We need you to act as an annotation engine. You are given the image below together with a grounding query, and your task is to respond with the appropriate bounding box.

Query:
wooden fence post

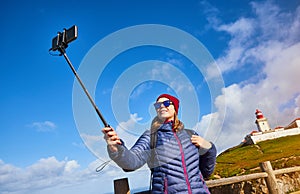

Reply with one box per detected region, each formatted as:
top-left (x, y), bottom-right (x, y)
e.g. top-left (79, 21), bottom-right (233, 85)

top-left (259, 161), bottom-right (279, 194)
top-left (114, 178), bottom-right (130, 194)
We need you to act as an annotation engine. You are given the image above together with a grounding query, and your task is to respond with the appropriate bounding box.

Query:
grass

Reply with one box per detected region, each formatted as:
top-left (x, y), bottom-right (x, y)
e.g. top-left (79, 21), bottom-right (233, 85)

top-left (212, 134), bottom-right (300, 178)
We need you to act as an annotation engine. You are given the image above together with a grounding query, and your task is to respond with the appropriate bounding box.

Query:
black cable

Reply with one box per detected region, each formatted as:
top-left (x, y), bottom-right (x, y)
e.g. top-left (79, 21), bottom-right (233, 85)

top-left (95, 160), bottom-right (112, 172)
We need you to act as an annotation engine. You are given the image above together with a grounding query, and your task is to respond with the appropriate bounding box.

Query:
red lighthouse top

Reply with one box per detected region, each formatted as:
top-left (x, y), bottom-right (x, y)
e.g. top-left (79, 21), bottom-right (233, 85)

top-left (255, 109), bottom-right (264, 119)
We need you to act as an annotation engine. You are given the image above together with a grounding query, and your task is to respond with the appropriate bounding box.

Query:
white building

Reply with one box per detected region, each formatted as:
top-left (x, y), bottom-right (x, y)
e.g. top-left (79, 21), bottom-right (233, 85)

top-left (243, 109), bottom-right (300, 144)
top-left (255, 109), bottom-right (272, 133)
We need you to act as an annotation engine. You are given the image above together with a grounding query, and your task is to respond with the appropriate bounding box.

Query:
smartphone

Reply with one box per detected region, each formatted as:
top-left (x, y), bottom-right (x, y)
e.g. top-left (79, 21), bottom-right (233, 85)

top-left (51, 25), bottom-right (78, 51)
top-left (65, 25), bottom-right (78, 44)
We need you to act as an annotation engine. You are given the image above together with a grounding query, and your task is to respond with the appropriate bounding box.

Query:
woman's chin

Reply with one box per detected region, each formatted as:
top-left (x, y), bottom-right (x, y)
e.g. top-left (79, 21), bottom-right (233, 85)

top-left (158, 115), bottom-right (173, 121)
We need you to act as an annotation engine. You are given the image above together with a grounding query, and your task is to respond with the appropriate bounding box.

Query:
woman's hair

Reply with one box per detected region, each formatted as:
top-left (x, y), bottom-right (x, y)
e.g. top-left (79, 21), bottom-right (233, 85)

top-left (173, 113), bottom-right (184, 131)
top-left (150, 113), bottom-right (184, 134)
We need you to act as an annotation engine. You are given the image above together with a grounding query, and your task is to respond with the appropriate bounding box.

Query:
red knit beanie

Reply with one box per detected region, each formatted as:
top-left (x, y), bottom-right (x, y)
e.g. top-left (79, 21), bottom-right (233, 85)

top-left (156, 94), bottom-right (179, 113)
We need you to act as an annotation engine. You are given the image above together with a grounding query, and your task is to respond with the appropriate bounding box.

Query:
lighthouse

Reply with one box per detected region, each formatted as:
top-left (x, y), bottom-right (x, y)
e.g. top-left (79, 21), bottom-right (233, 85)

top-left (243, 109), bottom-right (300, 145)
top-left (255, 109), bottom-right (271, 133)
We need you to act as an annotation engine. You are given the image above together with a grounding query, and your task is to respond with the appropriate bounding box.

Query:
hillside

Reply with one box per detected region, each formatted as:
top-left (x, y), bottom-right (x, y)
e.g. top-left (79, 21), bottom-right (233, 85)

top-left (212, 134), bottom-right (300, 178)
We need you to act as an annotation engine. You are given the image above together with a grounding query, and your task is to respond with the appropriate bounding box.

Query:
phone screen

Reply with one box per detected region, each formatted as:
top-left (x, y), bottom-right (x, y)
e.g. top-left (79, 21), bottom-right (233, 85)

top-left (65, 25), bottom-right (78, 44)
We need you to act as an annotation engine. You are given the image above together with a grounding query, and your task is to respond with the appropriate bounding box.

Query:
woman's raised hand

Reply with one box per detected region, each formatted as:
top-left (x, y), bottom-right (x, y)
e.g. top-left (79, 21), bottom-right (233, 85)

top-left (102, 127), bottom-right (122, 152)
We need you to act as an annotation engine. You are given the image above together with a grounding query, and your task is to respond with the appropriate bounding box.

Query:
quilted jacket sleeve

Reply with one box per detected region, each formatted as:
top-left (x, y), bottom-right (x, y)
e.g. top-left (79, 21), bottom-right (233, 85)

top-left (199, 143), bottom-right (217, 179)
top-left (108, 130), bottom-right (151, 171)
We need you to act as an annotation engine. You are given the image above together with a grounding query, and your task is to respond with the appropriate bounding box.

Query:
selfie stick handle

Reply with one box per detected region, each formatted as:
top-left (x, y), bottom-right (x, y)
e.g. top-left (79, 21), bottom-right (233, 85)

top-left (59, 47), bottom-right (109, 128)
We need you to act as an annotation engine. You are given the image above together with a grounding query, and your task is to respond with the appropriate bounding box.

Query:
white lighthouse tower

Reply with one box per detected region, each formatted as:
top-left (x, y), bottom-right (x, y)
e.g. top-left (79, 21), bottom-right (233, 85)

top-left (255, 109), bottom-right (271, 133)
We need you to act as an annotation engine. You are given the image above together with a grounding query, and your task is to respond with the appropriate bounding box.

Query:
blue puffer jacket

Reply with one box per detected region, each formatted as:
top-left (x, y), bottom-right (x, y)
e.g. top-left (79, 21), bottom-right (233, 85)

top-left (108, 121), bottom-right (217, 194)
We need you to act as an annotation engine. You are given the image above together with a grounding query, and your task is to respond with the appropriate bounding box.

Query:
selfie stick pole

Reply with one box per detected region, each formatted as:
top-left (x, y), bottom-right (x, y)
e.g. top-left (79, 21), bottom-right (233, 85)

top-left (58, 46), bottom-right (109, 128)
top-left (50, 26), bottom-right (111, 172)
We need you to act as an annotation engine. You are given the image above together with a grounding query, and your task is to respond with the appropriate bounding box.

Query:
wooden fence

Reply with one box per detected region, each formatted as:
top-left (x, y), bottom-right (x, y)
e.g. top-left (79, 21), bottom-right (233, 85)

top-left (207, 161), bottom-right (300, 194)
top-left (114, 161), bottom-right (300, 194)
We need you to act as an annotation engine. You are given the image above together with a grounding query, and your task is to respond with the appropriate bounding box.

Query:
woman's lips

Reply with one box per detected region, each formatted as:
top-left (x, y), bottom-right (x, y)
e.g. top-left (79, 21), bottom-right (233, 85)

top-left (159, 109), bottom-right (168, 114)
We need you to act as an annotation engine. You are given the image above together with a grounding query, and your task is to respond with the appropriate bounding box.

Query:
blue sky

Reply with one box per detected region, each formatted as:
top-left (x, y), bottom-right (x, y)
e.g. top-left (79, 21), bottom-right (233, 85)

top-left (1, 0), bottom-right (300, 193)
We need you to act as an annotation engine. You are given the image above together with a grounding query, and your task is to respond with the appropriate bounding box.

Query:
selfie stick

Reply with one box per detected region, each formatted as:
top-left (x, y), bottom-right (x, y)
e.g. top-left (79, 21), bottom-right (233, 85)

top-left (61, 49), bottom-right (109, 127)
top-left (50, 26), bottom-right (109, 128)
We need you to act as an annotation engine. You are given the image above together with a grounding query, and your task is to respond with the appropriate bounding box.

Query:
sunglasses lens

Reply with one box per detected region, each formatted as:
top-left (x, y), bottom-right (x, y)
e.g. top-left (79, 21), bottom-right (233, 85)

top-left (154, 102), bottom-right (161, 109)
top-left (154, 100), bottom-right (172, 109)
top-left (163, 100), bottom-right (171, 107)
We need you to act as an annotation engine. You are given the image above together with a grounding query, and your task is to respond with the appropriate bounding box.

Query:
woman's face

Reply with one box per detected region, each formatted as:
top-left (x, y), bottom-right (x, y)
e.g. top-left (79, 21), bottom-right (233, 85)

top-left (155, 97), bottom-right (175, 121)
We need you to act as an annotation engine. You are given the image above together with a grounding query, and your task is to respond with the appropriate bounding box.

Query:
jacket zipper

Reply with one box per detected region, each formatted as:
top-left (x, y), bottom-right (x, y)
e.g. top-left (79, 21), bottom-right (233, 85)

top-left (164, 177), bottom-right (168, 194)
top-left (173, 131), bottom-right (192, 194)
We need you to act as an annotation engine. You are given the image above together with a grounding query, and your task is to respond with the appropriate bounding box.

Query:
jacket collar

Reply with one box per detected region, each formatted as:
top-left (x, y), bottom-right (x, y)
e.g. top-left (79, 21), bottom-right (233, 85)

top-left (159, 121), bottom-right (173, 132)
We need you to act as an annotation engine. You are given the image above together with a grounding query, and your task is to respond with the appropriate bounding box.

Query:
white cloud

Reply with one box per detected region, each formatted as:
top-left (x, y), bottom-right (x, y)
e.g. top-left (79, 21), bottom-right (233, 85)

top-left (213, 1), bottom-right (300, 74)
top-left (79, 113), bottom-right (144, 160)
top-left (118, 113), bottom-right (143, 129)
top-left (251, 1), bottom-right (300, 43)
top-left (116, 113), bottom-right (144, 147)
top-left (0, 157), bottom-right (133, 194)
top-left (28, 121), bottom-right (57, 132)
top-left (149, 62), bottom-right (194, 93)
top-left (0, 157), bottom-right (88, 194)
top-left (215, 17), bottom-right (256, 73)
top-left (130, 82), bottom-right (153, 99)
top-left (0, 157), bottom-right (149, 194)
top-left (80, 133), bottom-right (102, 146)
top-left (198, 1), bottom-right (300, 153)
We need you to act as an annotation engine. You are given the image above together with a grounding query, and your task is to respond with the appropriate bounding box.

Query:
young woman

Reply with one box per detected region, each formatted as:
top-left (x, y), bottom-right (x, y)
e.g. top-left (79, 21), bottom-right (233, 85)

top-left (102, 94), bottom-right (217, 194)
